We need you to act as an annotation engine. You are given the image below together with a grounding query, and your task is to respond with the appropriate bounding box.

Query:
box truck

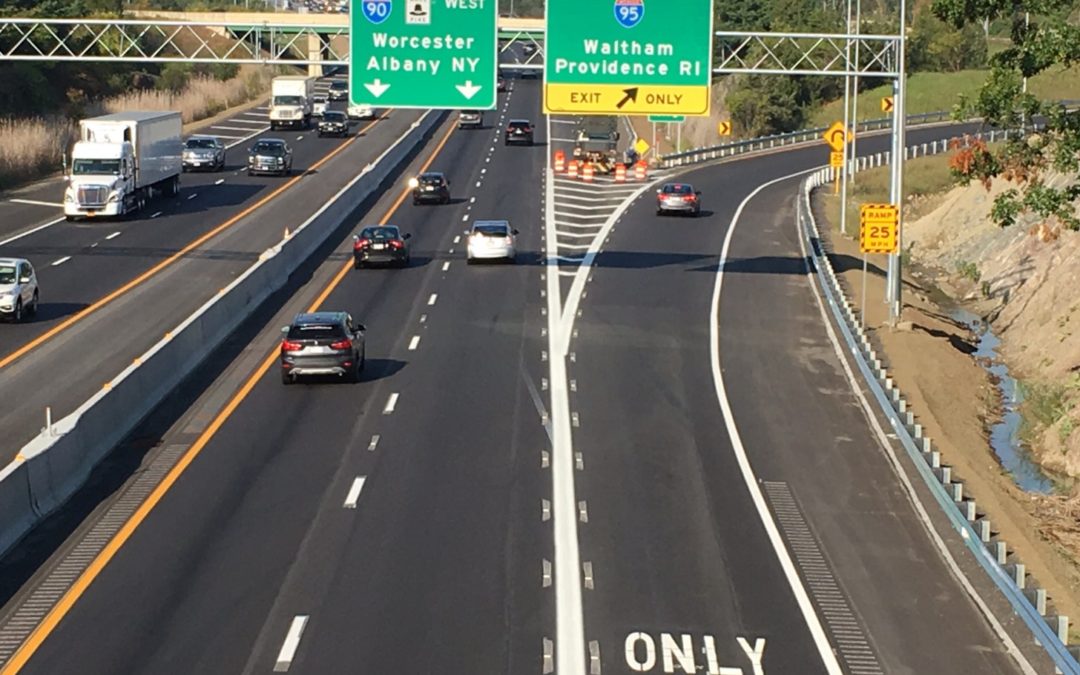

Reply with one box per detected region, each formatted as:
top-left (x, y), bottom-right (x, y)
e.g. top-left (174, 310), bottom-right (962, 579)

top-left (63, 111), bottom-right (183, 221)
top-left (270, 76), bottom-right (315, 130)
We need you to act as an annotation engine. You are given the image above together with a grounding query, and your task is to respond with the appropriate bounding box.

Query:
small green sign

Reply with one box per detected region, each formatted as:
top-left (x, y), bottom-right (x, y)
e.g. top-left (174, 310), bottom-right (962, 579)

top-left (648, 115), bottom-right (685, 123)
top-left (543, 0), bottom-right (714, 116)
top-left (350, 0), bottom-right (497, 110)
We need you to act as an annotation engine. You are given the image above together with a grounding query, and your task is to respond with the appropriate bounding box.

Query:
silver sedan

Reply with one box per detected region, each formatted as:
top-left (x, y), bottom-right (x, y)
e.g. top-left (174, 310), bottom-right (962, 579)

top-left (466, 220), bottom-right (518, 263)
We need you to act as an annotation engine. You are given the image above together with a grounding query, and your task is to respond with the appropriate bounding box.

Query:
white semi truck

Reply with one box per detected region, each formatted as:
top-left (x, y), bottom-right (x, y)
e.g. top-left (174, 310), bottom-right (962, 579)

top-left (270, 76), bottom-right (315, 130)
top-left (63, 111), bottom-right (183, 221)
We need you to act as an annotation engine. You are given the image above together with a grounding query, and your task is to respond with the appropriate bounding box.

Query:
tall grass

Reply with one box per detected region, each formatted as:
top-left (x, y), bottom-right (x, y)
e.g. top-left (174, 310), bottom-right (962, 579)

top-left (0, 65), bottom-right (275, 191)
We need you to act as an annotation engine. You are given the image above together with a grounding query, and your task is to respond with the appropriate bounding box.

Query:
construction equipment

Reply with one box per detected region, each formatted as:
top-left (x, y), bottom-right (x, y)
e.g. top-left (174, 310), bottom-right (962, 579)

top-left (571, 116), bottom-right (620, 174)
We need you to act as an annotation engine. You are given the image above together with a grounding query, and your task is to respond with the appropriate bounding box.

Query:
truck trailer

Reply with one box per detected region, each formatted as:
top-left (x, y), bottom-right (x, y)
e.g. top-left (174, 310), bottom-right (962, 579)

top-left (270, 76), bottom-right (315, 130)
top-left (63, 111), bottom-right (183, 221)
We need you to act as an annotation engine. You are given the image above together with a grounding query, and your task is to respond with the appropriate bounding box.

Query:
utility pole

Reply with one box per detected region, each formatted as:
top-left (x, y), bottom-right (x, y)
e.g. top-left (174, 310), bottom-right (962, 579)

top-left (839, 0), bottom-right (854, 237)
top-left (885, 0), bottom-right (907, 324)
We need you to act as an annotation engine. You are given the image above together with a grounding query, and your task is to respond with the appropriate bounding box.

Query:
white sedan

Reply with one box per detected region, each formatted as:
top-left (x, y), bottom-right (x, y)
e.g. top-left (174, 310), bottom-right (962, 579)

top-left (348, 103), bottom-right (376, 120)
top-left (466, 220), bottom-right (518, 264)
top-left (0, 257), bottom-right (39, 322)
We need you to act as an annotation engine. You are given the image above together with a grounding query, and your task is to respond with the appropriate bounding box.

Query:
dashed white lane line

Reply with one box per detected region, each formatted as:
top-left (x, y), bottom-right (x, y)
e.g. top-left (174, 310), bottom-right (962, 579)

top-left (475, 181), bottom-right (482, 188)
top-left (420, 313), bottom-right (427, 323)
top-left (453, 235), bottom-right (461, 243)
top-left (295, 135), bottom-right (305, 141)
top-left (461, 214), bottom-right (469, 221)
top-left (383, 392), bottom-right (399, 414)
top-left (50, 256), bottom-right (71, 266)
top-left (9, 199), bottom-right (62, 207)
top-left (214, 179), bottom-right (225, 185)
top-left (427, 293), bottom-right (438, 306)
top-left (187, 193), bottom-right (197, 200)
top-left (211, 125), bottom-right (262, 132)
top-left (367, 434), bottom-right (380, 451)
top-left (150, 212), bottom-right (163, 219)
top-left (105, 231), bottom-right (121, 240)
top-left (408, 335), bottom-right (420, 351)
top-left (470, 196), bottom-right (476, 203)
top-left (343, 476), bottom-right (367, 508)
top-left (273, 615), bottom-right (309, 672)
top-left (442, 261), bottom-right (451, 272)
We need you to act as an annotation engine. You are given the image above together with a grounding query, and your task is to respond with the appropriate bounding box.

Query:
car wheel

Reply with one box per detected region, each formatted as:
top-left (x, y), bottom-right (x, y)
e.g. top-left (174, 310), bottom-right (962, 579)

top-left (29, 290), bottom-right (38, 316)
top-left (349, 358), bottom-right (363, 383)
top-left (412, 199), bottom-right (419, 206)
top-left (247, 169), bottom-right (254, 177)
top-left (354, 259), bottom-right (363, 270)
top-left (12, 300), bottom-right (22, 323)
top-left (281, 369), bottom-right (293, 385)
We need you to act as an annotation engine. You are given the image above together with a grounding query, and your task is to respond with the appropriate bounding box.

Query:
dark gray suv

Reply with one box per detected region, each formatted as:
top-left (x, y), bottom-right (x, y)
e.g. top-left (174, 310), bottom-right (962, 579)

top-left (280, 311), bottom-right (366, 384)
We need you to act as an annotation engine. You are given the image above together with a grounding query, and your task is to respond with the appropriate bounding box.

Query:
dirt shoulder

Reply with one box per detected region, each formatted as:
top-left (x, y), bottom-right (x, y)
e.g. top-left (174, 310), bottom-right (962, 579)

top-left (813, 189), bottom-right (1080, 641)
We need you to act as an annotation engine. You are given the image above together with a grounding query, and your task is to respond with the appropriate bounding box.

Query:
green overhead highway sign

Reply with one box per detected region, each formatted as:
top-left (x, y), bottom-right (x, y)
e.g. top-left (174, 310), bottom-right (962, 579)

top-left (648, 114), bottom-right (685, 122)
top-left (543, 0), bottom-right (714, 116)
top-left (349, 0), bottom-right (497, 110)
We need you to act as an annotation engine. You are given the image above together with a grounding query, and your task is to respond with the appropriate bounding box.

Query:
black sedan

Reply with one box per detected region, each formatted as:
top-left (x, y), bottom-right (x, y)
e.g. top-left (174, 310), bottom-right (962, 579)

top-left (505, 119), bottom-right (534, 145)
top-left (353, 225), bottom-right (412, 268)
top-left (280, 311), bottom-right (365, 384)
top-left (328, 80), bottom-right (348, 101)
top-left (410, 172), bottom-right (451, 205)
top-left (318, 111), bottom-right (349, 137)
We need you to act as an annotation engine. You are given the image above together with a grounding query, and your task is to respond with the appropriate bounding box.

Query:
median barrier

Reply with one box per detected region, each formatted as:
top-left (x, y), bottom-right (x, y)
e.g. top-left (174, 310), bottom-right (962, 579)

top-left (1, 110), bottom-right (442, 557)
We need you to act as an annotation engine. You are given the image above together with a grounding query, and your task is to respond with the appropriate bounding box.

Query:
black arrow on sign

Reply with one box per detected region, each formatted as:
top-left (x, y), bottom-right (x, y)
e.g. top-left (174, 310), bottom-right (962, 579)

top-left (616, 87), bottom-right (639, 109)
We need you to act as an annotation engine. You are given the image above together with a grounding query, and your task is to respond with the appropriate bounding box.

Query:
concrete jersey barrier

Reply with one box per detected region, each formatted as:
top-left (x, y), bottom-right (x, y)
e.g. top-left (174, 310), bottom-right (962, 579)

top-left (0, 110), bottom-right (442, 557)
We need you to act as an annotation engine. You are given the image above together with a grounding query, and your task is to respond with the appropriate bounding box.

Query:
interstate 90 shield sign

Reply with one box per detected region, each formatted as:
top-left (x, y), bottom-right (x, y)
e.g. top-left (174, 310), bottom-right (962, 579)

top-left (361, 0), bottom-right (391, 24)
top-left (614, 0), bottom-right (644, 27)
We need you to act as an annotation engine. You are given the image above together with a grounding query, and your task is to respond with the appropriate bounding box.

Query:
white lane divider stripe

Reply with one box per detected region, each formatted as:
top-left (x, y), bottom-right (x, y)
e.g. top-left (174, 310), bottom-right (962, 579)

top-left (453, 235), bottom-right (460, 243)
top-left (442, 261), bottom-right (450, 272)
top-left (408, 335), bottom-right (420, 351)
top-left (214, 179), bottom-right (225, 185)
top-left (150, 212), bottom-right (163, 219)
top-left (383, 393), bottom-right (399, 414)
top-left (343, 476), bottom-right (366, 508)
top-left (187, 193), bottom-right (197, 200)
top-left (273, 615), bottom-right (309, 672)
top-left (0, 215), bottom-right (65, 247)
top-left (50, 256), bottom-right (71, 266)
top-left (367, 434), bottom-right (380, 451)
top-left (427, 293), bottom-right (437, 306)
top-left (9, 199), bottom-right (62, 208)
top-left (106, 231), bottom-right (121, 240)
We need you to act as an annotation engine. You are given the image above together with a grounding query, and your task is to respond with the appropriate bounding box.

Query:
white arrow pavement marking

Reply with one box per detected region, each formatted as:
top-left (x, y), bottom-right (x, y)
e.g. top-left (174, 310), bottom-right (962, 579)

top-left (365, 79), bottom-right (390, 98)
top-left (456, 80), bottom-right (483, 100)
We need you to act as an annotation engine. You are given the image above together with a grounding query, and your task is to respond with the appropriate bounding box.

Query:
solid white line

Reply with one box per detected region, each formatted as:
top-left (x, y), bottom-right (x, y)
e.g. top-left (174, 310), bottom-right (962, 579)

top-left (50, 256), bottom-right (71, 266)
top-left (0, 215), bottom-right (65, 247)
top-left (795, 177), bottom-right (1039, 674)
top-left (211, 125), bottom-right (262, 132)
top-left (343, 476), bottom-right (366, 508)
top-left (383, 393), bottom-right (399, 414)
top-left (711, 170), bottom-right (843, 674)
top-left (273, 615), bottom-right (309, 672)
top-left (408, 335), bottom-right (420, 350)
top-left (427, 293), bottom-right (437, 306)
top-left (208, 134), bottom-right (244, 140)
top-left (220, 118), bottom-right (267, 126)
top-left (224, 125), bottom-right (268, 149)
top-left (544, 114), bottom-right (587, 675)
top-left (241, 111), bottom-right (268, 117)
top-left (105, 231), bottom-right (121, 240)
top-left (442, 261), bottom-right (450, 272)
top-left (9, 198), bottom-right (62, 208)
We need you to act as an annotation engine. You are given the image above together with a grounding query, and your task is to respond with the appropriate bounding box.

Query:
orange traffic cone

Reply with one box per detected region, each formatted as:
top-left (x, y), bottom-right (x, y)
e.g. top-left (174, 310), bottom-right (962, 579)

top-left (614, 163), bottom-right (626, 182)
top-left (554, 150), bottom-right (566, 173)
top-left (582, 163), bottom-right (595, 182)
top-left (634, 160), bottom-right (647, 181)
top-left (567, 160), bottom-right (579, 178)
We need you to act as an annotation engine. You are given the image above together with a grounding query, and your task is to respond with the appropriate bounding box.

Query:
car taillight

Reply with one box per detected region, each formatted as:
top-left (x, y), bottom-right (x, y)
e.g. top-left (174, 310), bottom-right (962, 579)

top-left (330, 338), bottom-right (351, 350)
top-left (353, 238), bottom-right (369, 250)
top-left (659, 193), bottom-right (669, 200)
top-left (389, 239), bottom-right (404, 249)
top-left (685, 193), bottom-right (697, 201)
top-left (281, 339), bottom-right (302, 352)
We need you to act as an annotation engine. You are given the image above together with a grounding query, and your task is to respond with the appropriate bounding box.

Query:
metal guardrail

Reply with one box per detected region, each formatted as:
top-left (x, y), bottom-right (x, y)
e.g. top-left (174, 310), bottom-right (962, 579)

top-left (799, 132), bottom-right (1080, 674)
top-left (660, 110), bottom-right (953, 168)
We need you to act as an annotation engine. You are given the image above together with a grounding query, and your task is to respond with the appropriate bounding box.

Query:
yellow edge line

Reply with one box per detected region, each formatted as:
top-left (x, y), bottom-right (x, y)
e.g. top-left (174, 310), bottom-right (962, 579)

top-left (0, 116), bottom-right (458, 675)
top-left (0, 112), bottom-right (391, 372)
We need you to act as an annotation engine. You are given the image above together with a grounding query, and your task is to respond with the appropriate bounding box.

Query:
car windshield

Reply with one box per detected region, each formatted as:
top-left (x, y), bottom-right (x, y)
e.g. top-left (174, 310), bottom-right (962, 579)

top-left (186, 138), bottom-right (217, 149)
top-left (252, 143), bottom-right (284, 156)
top-left (474, 224), bottom-right (509, 236)
top-left (360, 227), bottom-right (399, 240)
top-left (461, 110), bottom-right (480, 116)
top-left (330, 82), bottom-right (347, 90)
top-left (72, 159), bottom-right (121, 175)
top-left (323, 112), bottom-right (346, 122)
top-left (509, 121), bottom-right (530, 129)
top-left (663, 184), bottom-right (693, 194)
top-left (0, 265), bottom-right (15, 284)
top-left (273, 95), bottom-right (303, 106)
top-left (287, 323), bottom-right (346, 340)
top-left (419, 175), bottom-right (443, 185)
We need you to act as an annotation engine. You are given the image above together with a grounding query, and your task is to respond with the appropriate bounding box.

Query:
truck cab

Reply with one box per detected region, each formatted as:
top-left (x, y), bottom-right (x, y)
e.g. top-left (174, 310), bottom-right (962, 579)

top-left (270, 76), bottom-right (315, 130)
top-left (572, 116), bottom-right (620, 174)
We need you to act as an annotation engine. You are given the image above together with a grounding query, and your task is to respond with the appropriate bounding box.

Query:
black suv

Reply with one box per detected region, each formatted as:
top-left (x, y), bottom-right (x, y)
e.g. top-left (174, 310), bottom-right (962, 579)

top-left (328, 80), bottom-right (348, 101)
top-left (247, 138), bottom-right (293, 176)
top-left (505, 119), bottom-right (534, 146)
top-left (318, 111), bottom-right (349, 137)
top-left (411, 172), bottom-right (451, 205)
top-left (280, 312), bottom-right (366, 384)
top-left (353, 225), bottom-right (412, 268)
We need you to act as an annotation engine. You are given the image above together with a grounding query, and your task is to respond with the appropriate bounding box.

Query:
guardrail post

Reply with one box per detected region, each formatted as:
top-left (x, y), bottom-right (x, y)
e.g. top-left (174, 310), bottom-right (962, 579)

top-left (1025, 588), bottom-right (1048, 616)
top-left (994, 540), bottom-right (1008, 565)
top-left (977, 519), bottom-right (991, 543)
top-left (1012, 563), bottom-right (1026, 590)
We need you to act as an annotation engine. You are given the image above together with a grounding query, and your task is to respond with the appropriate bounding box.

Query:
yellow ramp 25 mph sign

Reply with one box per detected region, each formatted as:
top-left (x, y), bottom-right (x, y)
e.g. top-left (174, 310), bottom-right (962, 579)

top-left (859, 203), bottom-right (899, 254)
top-left (543, 0), bottom-right (714, 116)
